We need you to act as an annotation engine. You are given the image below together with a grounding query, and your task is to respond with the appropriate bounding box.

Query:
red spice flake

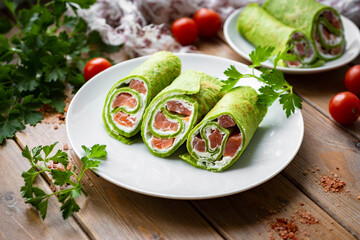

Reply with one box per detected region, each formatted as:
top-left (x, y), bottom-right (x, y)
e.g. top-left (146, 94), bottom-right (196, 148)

top-left (297, 210), bottom-right (319, 225)
top-left (66, 164), bottom-right (72, 171)
top-left (56, 113), bottom-right (65, 121)
top-left (320, 175), bottom-right (346, 193)
top-left (63, 143), bottom-right (69, 151)
top-left (336, 167), bottom-right (340, 170)
top-left (271, 218), bottom-right (298, 240)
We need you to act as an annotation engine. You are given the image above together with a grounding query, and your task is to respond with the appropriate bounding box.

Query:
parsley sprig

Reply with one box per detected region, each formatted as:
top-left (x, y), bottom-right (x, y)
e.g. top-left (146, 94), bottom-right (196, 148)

top-left (0, 0), bottom-right (121, 144)
top-left (222, 46), bottom-right (302, 117)
top-left (21, 142), bottom-right (107, 219)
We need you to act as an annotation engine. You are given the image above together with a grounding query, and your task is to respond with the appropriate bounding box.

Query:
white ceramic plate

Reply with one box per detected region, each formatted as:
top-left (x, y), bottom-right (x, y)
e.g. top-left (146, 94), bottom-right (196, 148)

top-left (224, 8), bottom-right (360, 74)
top-left (66, 54), bottom-right (304, 199)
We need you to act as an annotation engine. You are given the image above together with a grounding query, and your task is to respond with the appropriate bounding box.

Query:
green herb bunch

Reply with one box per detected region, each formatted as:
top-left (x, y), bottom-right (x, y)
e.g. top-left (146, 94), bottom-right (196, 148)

top-left (221, 46), bottom-right (302, 117)
top-left (21, 142), bottom-right (107, 219)
top-left (0, 0), bottom-right (121, 143)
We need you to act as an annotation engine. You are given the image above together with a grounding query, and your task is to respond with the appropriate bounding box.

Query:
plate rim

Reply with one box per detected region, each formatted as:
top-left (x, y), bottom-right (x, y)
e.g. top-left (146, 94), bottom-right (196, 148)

top-left (66, 53), bottom-right (304, 200)
top-left (223, 8), bottom-right (360, 75)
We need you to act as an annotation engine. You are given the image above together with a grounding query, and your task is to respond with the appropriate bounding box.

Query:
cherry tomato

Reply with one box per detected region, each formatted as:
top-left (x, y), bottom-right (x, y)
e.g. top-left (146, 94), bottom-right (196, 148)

top-left (193, 8), bottom-right (222, 37)
top-left (171, 17), bottom-right (198, 45)
top-left (344, 65), bottom-right (360, 97)
top-left (329, 91), bottom-right (360, 125)
top-left (84, 57), bottom-right (112, 81)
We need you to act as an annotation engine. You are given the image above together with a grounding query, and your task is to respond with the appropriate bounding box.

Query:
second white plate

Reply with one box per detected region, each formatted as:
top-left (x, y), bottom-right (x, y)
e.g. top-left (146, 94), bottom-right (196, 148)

top-left (224, 8), bottom-right (360, 74)
top-left (66, 53), bottom-right (304, 199)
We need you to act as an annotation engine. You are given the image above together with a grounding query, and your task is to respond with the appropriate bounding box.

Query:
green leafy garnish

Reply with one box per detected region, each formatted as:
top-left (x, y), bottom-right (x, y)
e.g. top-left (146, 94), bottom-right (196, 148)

top-left (221, 65), bottom-right (244, 92)
top-left (21, 142), bottom-right (107, 219)
top-left (0, 0), bottom-right (121, 144)
top-left (249, 45), bottom-right (275, 69)
top-left (222, 46), bottom-right (302, 117)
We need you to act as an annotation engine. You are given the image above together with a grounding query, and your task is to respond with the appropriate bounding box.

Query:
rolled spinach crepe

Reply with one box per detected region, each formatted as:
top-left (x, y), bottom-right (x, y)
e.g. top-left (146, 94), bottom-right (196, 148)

top-left (179, 86), bottom-right (267, 172)
top-left (103, 51), bottom-right (181, 144)
top-left (141, 70), bottom-right (224, 157)
top-left (238, 3), bottom-right (318, 68)
top-left (263, 0), bottom-right (345, 61)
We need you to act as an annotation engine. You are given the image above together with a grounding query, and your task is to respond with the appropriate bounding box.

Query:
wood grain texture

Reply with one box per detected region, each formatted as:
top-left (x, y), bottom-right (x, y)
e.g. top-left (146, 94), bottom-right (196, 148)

top-left (193, 175), bottom-right (354, 240)
top-left (285, 64), bottom-right (360, 140)
top-left (282, 101), bottom-right (360, 237)
top-left (0, 140), bottom-right (89, 240)
top-left (14, 123), bottom-right (222, 240)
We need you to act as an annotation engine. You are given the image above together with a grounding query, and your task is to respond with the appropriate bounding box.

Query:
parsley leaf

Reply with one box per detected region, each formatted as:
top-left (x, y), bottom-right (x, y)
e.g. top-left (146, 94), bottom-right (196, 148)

top-left (279, 91), bottom-right (303, 118)
top-left (257, 86), bottom-right (280, 107)
top-left (48, 150), bottom-right (69, 166)
top-left (0, 111), bottom-right (25, 143)
top-left (260, 69), bottom-right (286, 90)
top-left (51, 169), bottom-right (73, 186)
top-left (82, 144), bottom-right (107, 158)
top-left (25, 187), bottom-right (49, 219)
top-left (20, 143), bottom-right (107, 219)
top-left (221, 65), bottom-right (244, 92)
top-left (20, 168), bottom-right (38, 198)
top-left (61, 197), bottom-right (80, 219)
top-left (222, 45), bottom-right (302, 118)
top-left (0, 0), bottom-right (121, 144)
top-left (249, 46), bottom-right (275, 69)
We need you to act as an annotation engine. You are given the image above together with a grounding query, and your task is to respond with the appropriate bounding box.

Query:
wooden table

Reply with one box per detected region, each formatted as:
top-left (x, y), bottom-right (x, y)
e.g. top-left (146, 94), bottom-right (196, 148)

top-left (1, 31), bottom-right (360, 240)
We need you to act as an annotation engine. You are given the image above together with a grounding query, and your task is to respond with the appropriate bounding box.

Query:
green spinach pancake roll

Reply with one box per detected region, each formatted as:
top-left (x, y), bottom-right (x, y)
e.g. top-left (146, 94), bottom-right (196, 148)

top-left (237, 3), bottom-right (318, 68)
top-left (103, 51), bottom-right (181, 144)
top-left (141, 70), bottom-right (225, 157)
top-left (263, 0), bottom-right (345, 61)
top-left (180, 86), bottom-right (267, 172)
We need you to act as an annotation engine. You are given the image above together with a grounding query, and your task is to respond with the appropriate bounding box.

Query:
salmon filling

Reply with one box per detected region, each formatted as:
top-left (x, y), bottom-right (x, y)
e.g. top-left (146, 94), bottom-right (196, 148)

top-left (285, 32), bottom-right (315, 67)
top-left (146, 98), bottom-right (194, 153)
top-left (129, 79), bottom-right (147, 94)
top-left (314, 10), bottom-right (344, 58)
top-left (191, 115), bottom-right (243, 161)
top-left (151, 136), bottom-right (175, 150)
top-left (208, 128), bottom-right (224, 149)
top-left (192, 134), bottom-right (206, 152)
top-left (112, 93), bottom-right (138, 109)
top-left (113, 111), bottom-right (136, 128)
top-left (166, 100), bottom-right (192, 116)
top-left (223, 131), bottom-right (243, 158)
top-left (218, 115), bottom-right (236, 128)
top-left (153, 111), bottom-right (179, 132)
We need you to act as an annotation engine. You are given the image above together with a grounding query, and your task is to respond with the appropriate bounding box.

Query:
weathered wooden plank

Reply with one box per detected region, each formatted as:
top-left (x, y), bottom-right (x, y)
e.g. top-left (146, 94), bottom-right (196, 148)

top-left (195, 36), bottom-right (250, 64)
top-left (285, 66), bottom-right (360, 140)
top-left (193, 175), bottom-right (355, 240)
top-left (14, 122), bottom-right (223, 240)
top-left (282, 101), bottom-right (360, 237)
top-left (0, 140), bottom-right (89, 240)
